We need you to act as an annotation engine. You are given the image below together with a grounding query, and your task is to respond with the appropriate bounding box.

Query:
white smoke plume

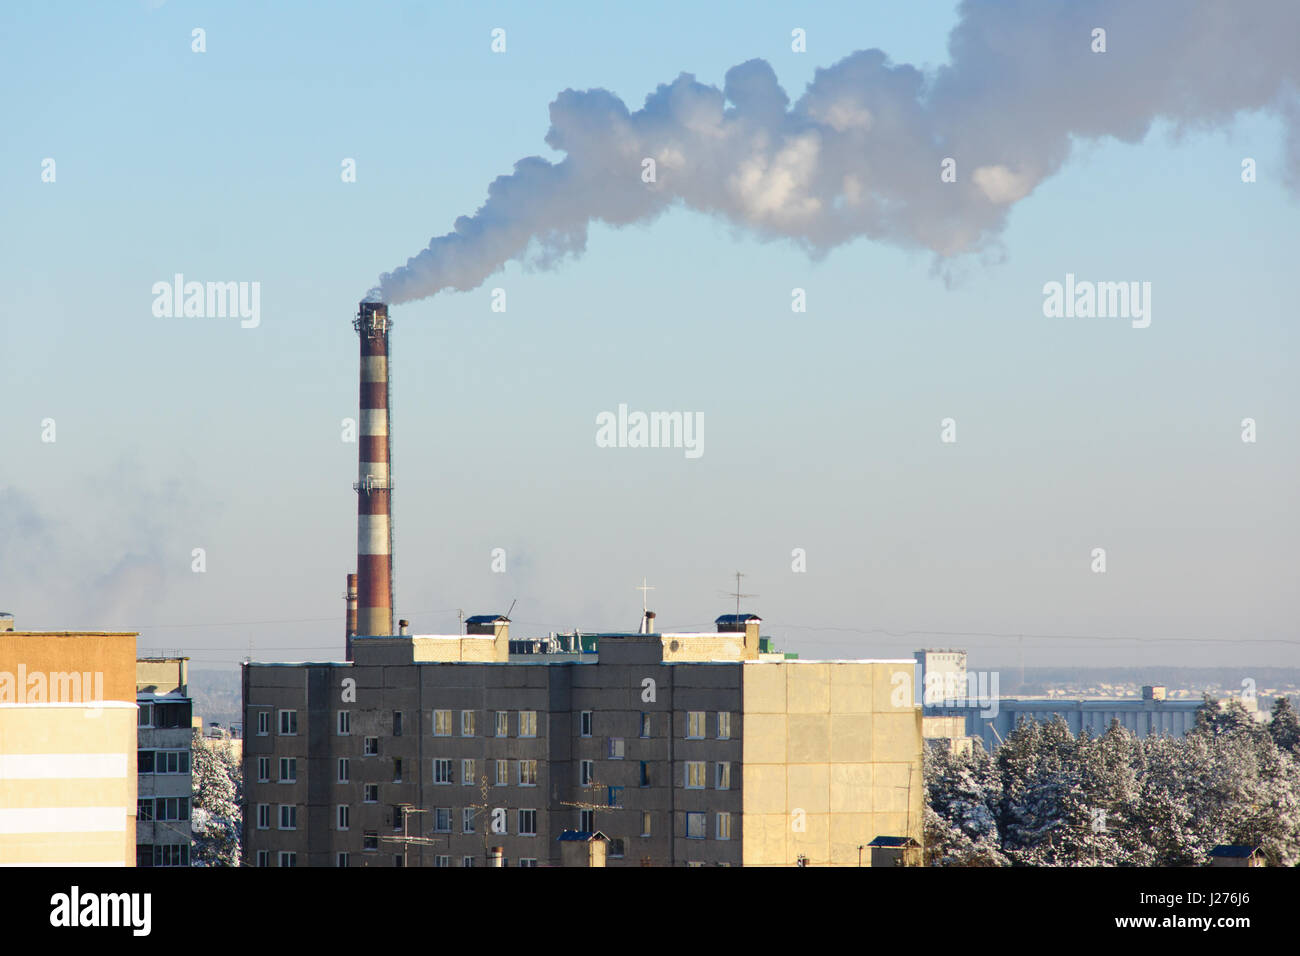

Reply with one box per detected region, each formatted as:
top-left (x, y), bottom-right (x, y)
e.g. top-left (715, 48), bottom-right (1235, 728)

top-left (374, 0), bottom-right (1300, 304)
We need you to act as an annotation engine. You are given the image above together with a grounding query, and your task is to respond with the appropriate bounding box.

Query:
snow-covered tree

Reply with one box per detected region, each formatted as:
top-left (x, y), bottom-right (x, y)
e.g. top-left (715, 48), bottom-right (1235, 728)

top-left (1192, 695), bottom-right (1266, 743)
top-left (924, 743), bottom-right (1007, 866)
top-left (1270, 696), bottom-right (1300, 754)
top-left (191, 730), bottom-right (242, 867)
top-left (925, 697), bottom-right (1300, 867)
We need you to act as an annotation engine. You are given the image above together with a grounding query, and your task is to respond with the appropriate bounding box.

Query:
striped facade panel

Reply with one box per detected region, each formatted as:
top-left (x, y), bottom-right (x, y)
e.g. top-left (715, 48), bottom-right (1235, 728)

top-left (0, 703), bottom-right (136, 866)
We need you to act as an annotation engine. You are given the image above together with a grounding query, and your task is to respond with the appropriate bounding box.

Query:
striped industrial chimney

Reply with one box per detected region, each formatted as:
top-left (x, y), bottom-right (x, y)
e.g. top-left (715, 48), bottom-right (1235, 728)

top-left (354, 301), bottom-right (394, 639)
top-left (344, 573), bottom-right (358, 660)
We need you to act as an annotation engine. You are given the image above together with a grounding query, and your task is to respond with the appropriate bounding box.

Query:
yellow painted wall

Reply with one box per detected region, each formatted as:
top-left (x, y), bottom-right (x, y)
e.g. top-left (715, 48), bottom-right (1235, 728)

top-left (741, 661), bottom-right (923, 866)
top-left (0, 703), bottom-right (137, 866)
top-left (660, 634), bottom-right (747, 662)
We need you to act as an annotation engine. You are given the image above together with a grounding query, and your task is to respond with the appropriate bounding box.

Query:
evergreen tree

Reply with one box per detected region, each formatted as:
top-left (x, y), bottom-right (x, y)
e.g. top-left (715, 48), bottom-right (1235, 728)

top-left (924, 742), bottom-right (1006, 866)
top-left (1270, 696), bottom-right (1300, 754)
top-left (925, 697), bottom-right (1300, 867)
top-left (191, 730), bottom-right (242, 867)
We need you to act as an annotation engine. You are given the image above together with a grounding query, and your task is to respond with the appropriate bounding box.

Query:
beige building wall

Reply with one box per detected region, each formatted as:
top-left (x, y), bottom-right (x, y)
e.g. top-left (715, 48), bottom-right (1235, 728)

top-left (0, 703), bottom-right (138, 865)
top-left (659, 634), bottom-right (747, 662)
top-left (137, 658), bottom-right (188, 696)
top-left (0, 630), bottom-right (138, 866)
top-left (411, 635), bottom-right (506, 662)
top-left (741, 660), bottom-right (923, 866)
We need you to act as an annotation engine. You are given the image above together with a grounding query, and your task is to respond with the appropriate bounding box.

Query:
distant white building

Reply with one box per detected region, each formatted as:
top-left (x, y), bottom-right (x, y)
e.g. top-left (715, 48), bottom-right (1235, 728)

top-left (926, 684), bottom-right (1260, 751)
top-left (914, 649), bottom-right (968, 706)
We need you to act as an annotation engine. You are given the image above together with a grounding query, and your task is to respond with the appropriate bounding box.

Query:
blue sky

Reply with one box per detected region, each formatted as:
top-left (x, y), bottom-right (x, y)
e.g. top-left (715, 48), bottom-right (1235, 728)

top-left (1, 1), bottom-right (1295, 672)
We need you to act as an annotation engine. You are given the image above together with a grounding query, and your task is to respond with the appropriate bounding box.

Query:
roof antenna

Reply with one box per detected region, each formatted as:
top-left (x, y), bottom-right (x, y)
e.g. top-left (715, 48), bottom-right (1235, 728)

top-left (719, 571), bottom-right (757, 617)
top-left (504, 599), bottom-right (517, 620)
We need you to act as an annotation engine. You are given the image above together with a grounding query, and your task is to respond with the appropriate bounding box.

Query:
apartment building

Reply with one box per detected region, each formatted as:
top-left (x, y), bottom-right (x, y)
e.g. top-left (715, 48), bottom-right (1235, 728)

top-left (0, 616), bottom-right (139, 866)
top-left (136, 657), bottom-right (194, 867)
top-left (242, 613), bottom-right (923, 867)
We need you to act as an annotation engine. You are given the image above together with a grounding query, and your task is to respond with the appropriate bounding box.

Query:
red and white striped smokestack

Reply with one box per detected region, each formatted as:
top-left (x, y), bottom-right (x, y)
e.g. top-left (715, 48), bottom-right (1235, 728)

top-left (344, 572), bottom-right (358, 659)
top-left (354, 301), bottom-right (394, 638)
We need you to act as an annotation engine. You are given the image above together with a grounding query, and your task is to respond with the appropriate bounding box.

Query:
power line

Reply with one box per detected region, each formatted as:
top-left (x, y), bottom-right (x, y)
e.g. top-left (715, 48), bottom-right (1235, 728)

top-left (765, 622), bottom-right (1300, 647)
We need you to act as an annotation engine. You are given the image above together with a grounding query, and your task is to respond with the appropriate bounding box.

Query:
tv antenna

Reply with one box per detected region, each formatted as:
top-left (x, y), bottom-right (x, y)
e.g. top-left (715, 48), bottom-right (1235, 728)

top-left (719, 571), bottom-right (757, 617)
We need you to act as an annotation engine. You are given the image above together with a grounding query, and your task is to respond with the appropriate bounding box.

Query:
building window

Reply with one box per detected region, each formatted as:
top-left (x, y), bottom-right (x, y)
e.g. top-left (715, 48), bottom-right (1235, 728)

top-left (639, 761), bottom-right (649, 787)
top-left (686, 711), bottom-right (705, 739)
top-left (495, 711), bottom-right (509, 737)
top-left (462, 856), bottom-right (475, 868)
top-left (337, 804), bottom-right (350, 830)
top-left (519, 760), bottom-right (538, 786)
top-left (685, 761), bottom-right (706, 789)
top-left (609, 838), bottom-right (625, 859)
top-left (608, 737), bottom-right (624, 759)
top-left (337, 853), bottom-right (349, 867)
top-left (580, 760), bottom-right (595, 787)
top-left (257, 757), bottom-right (270, 783)
top-left (137, 751), bottom-right (153, 773)
top-left (256, 804), bottom-right (270, 829)
top-left (137, 799), bottom-right (154, 822)
top-left (364, 736), bottom-right (379, 756)
top-left (257, 711), bottom-right (269, 736)
top-left (278, 710), bottom-right (298, 736)
top-left (686, 812), bottom-right (706, 839)
top-left (490, 758), bottom-right (509, 787)
top-left (279, 851), bottom-right (297, 868)
top-left (433, 759), bottom-right (454, 784)
top-left (433, 710), bottom-right (452, 737)
top-left (434, 856), bottom-right (451, 868)
top-left (640, 713), bottom-right (651, 738)
top-left (519, 711), bottom-right (537, 737)
top-left (717, 711), bottom-right (731, 740)
top-left (461, 758), bottom-right (476, 785)
top-left (580, 711), bottom-right (593, 737)
top-left (393, 758), bottom-right (403, 783)
top-left (641, 812), bottom-right (652, 837)
top-left (434, 808), bottom-right (452, 833)
top-left (717, 812), bottom-right (731, 841)
top-left (606, 786), bottom-right (623, 807)
top-left (279, 805), bottom-right (297, 830)
top-left (279, 757), bottom-right (297, 783)
top-left (462, 808), bottom-right (475, 834)
top-left (363, 831), bottom-right (378, 851)
top-left (337, 710), bottom-right (351, 735)
top-left (518, 809), bottom-right (537, 836)
top-left (715, 762), bottom-right (731, 790)
top-left (394, 855), bottom-right (404, 868)
top-left (153, 751), bottom-right (189, 775)
top-left (337, 757), bottom-right (349, 783)
top-left (256, 850), bottom-right (269, 867)
top-left (461, 710), bottom-right (475, 736)
top-left (393, 711), bottom-right (403, 736)
top-left (152, 702), bottom-right (192, 728)
top-left (391, 806), bottom-right (404, 830)
top-left (156, 797), bottom-right (189, 821)
top-left (138, 703), bottom-right (153, 727)
top-left (580, 809), bottom-right (594, 833)
top-left (364, 784), bottom-right (379, 803)
top-left (154, 844), bottom-right (189, 867)
top-left (519, 858), bottom-right (537, 867)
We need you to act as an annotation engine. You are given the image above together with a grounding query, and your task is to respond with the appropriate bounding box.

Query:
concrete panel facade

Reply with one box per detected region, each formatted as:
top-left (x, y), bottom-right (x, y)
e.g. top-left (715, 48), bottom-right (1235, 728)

top-left (741, 660), bottom-right (923, 866)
